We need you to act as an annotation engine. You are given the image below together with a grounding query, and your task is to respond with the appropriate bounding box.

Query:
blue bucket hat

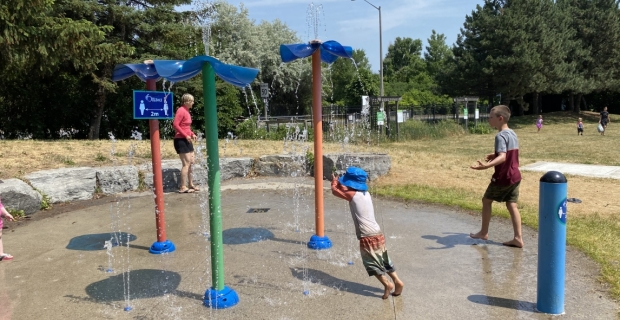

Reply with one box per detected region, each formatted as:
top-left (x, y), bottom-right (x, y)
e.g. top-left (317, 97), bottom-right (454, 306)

top-left (339, 167), bottom-right (368, 191)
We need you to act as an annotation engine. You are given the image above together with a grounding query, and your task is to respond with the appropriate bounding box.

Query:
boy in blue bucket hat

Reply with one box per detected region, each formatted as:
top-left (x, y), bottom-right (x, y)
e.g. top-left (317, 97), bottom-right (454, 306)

top-left (331, 167), bottom-right (404, 299)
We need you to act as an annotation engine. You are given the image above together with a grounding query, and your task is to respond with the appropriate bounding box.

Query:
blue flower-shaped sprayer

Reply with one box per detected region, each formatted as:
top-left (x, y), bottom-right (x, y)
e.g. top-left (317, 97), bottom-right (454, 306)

top-left (280, 40), bottom-right (353, 63)
top-left (112, 56), bottom-right (259, 87)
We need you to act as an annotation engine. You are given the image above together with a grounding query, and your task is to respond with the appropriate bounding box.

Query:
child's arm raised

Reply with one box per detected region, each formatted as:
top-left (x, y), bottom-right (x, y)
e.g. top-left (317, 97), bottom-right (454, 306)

top-left (471, 152), bottom-right (506, 170)
top-left (331, 174), bottom-right (355, 201)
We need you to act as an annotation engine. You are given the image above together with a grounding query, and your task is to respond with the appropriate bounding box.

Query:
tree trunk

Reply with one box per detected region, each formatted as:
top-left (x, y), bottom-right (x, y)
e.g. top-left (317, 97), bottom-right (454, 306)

top-left (582, 96), bottom-right (587, 111)
top-left (88, 85), bottom-right (106, 140)
top-left (532, 92), bottom-right (539, 115)
top-left (88, 65), bottom-right (113, 140)
top-left (515, 96), bottom-right (524, 116)
top-left (574, 93), bottom-right (583, 113)
top-left (568, 93), bottom-right (574, 112)
top-left (538, 93), bottom-right (543, 113)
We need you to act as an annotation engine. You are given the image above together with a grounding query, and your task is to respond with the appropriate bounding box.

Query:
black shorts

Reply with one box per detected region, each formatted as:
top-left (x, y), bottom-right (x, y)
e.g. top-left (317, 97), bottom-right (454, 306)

top-left (601, 120), bottom-right (609, 127)
top-left (174, 138), bottom-right (194, 154)
top-left (577, 128), bottom-right (583, 133)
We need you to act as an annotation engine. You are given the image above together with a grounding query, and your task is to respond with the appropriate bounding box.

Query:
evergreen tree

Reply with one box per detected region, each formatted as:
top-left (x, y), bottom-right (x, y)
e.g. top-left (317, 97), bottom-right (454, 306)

top-left (559, 0), bottom-right (620, 112)
top-left (445, 1), bottom-right (500, 103)
top-left (424, 30), bottom-right (453, 81)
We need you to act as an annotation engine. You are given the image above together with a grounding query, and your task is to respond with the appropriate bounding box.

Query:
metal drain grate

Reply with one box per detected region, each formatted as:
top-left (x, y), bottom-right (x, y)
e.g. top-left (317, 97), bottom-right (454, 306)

top-left (247, 208), bottom-right (270, 213)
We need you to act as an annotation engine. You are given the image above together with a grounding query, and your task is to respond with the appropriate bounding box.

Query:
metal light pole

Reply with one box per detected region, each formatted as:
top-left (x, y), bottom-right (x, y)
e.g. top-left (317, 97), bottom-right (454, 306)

top-left (352, 0), bottom-right (383, 110)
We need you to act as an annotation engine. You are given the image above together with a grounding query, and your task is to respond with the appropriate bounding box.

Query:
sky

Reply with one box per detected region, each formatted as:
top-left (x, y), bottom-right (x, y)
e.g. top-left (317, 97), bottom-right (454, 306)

top-left (185, 0), bottom-right (485, 72)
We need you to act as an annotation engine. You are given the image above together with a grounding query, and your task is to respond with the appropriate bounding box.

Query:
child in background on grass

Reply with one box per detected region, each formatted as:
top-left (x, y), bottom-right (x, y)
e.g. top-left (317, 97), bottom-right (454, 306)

top-left (536, 115), bottom-right (543, 133)
top-left (577, 118), bottom-right (584, 136)
top-left (0, 192), bottom-right (15, 261)
top-left (470, 105), bottom-right (524, 248)
top-left (331, 167), bottom-right (404, 299)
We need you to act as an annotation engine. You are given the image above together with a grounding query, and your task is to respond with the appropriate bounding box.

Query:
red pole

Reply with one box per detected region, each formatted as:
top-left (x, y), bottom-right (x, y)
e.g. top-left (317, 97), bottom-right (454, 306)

top-left (147, 79), bottom-right (166, 242)
top-left (312, 49), bottom-right (324, 238)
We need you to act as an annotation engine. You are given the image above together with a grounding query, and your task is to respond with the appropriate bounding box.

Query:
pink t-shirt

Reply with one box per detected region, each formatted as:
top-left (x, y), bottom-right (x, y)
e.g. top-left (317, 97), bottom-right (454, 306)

top-left (172, 106), bottom-right (194, 139)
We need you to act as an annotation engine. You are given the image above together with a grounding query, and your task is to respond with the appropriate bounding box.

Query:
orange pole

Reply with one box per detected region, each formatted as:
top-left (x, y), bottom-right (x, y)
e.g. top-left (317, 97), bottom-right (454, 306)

top-left (147, 79), bottom-right (166, 242)
top-left (312, 49), bottom-right (324, 237)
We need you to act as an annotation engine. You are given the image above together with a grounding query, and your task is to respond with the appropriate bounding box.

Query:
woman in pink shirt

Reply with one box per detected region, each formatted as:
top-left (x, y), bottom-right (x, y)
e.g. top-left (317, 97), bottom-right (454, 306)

top-left (173, 94), bottom-right (199, 193)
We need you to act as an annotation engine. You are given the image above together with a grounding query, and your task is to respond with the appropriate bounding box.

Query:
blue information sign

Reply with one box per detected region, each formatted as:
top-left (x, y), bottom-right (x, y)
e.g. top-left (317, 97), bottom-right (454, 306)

top-left (133, 90), bottom-right (174, 120)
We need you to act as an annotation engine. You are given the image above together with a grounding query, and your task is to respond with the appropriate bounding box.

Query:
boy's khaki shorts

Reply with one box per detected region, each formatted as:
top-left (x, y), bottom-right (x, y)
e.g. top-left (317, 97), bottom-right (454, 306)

top-left (483, 181), bottom-right (520, 202)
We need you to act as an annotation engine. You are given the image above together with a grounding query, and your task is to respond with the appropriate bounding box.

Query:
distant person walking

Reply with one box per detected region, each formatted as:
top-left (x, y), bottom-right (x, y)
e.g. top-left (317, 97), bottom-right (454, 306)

top-left (470, 105), bottom-right (523, 248)
top-left (331, 167), bottom-right (404, 299)
top-left (599, 106), bottom-right (610, 136)
top-left (173, 93), bottom-right (200, 193)
top-left (577, 118), bottom-right (584, 136)
top-left (536, 115), bottom-right (543, 133)
top-left (0, 192), bottom-right (15, 261)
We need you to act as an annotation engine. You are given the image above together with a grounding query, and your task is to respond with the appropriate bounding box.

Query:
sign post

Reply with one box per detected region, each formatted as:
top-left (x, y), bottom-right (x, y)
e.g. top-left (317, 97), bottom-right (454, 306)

top-left (370, 96), bottom-right (402, 139)
top-left (260, 83), bottom-right (269, 121)
top-left (133, 88), bottom-right (175, 255)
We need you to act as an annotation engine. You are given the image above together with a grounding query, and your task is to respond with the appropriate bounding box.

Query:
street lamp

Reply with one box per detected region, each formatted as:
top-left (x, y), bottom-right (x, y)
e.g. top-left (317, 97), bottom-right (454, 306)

top-left (352, 0), bottom-right (383, 110)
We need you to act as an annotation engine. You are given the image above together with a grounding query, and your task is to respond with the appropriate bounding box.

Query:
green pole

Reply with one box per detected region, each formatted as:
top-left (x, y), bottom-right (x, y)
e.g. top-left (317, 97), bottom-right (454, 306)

top-left (202, 63), bottom-right (225, 291)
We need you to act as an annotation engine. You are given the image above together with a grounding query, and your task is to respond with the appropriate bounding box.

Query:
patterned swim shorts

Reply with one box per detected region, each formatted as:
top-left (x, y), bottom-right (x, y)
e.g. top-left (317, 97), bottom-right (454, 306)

top-left (359, 234), bottom-right (396, 276)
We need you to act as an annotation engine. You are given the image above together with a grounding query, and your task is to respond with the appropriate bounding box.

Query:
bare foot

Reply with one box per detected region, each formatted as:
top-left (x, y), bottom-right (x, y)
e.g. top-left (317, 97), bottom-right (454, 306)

top-left (502, 238), bottom-right (524, 248)
top-left (469, 231), bottom-right (489, 240)
top-left (382, 282), bottom-right (395, 300)
top-left (392, 280), bottom-right (404, 296)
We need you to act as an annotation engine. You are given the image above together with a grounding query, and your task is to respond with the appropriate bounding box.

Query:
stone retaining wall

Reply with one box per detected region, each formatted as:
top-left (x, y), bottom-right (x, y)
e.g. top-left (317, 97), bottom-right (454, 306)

top-left (0, 153), bottom-right (390, 215)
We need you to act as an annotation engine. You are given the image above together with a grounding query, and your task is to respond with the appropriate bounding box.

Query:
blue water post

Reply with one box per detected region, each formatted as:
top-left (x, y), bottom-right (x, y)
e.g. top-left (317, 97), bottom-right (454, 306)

top-left (537, 171), bottom-right (568, 315)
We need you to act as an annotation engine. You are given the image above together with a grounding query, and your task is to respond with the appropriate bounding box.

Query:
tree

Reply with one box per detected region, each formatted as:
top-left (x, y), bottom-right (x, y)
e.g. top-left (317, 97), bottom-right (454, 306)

top-left (424, 30), bottom-right (453, 81)
top-left (0, 0), bottom-right (111, 79)
top-left (59, 0), bottom-right (192, 139)
top-left (324, 49), bottom-right (371, 105)
top-left (0, 0), bottom-right (133, 138)
top-left (445, 1), bottom-right (504, 107)
top-left (383, 37), bottom-right (426, 83)
top-left (490, 0), bottom-right (576, 115)
top-left (559, 0), bottom-right (620, 112)
top-left (343, 68), bottom-right (379, 106)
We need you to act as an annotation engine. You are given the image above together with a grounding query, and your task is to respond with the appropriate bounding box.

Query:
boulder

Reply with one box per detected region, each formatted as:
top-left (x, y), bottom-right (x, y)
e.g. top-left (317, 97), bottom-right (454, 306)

top-left (25, 167), bottom-right (96, 203)
top-left (220, 158), bottom-right (253, 180)
top-left (254, 155), bottom-right (308, 177)
top-left (0, 178), bottom-right (43, 214)
top-left (322, 153), bottom-right (391, 180)
top-left (96, 166), bottom-right (139, 194)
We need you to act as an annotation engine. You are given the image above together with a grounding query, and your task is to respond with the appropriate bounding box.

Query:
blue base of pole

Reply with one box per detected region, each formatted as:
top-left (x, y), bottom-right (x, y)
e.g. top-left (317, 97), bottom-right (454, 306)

top-left (149, 240), bottom-right (176, 254)
top-left (307, 234), bottom-right (332, 250)
top-left (203, 286), bottom-right (239, 309)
